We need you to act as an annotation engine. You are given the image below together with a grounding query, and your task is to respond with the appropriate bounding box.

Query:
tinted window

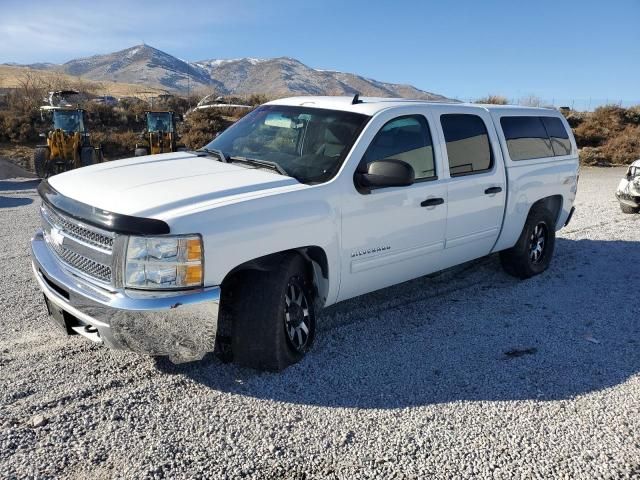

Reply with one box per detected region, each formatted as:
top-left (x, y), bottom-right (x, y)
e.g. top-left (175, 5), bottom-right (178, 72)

top-left (440, 114), bottom-right (492, 176)
top-left (541, 117), bottom-right (571, 156)
top-left (501, 116), bottom-right (555, 161)
top-left (363, 115), bottom-right (435, 180)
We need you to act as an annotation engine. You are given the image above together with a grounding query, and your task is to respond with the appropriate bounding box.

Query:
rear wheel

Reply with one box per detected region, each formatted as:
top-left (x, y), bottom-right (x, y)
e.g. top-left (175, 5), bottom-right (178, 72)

top-left (500, 204), bottom-right (556, 279)
top-left (34, 147), bottom-right (50, 178)
top-left (620, 203), bottom-right (639, 214)
top-left (224, 254), bottom-right (316, 371)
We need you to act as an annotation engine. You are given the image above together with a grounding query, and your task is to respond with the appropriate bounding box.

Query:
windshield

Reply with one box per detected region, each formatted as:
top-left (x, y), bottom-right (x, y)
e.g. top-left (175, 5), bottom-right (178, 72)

top-left (147, 112), bottom-right (174, 132)
top-left (203, 105), bottom-right (369, 184)
top-left (53, 110), bottom-right (84, 133)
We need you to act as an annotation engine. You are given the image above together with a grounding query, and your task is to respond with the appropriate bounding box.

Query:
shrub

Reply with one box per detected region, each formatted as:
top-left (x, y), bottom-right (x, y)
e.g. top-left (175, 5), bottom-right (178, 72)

top-left (92, 131), bottom-right (140, 158)
top-left (573, 105), bottom-right (629, 148)
top-left (623, 106), bottom-right (640, 125)
top-left (475, 95), bottom-right (508, 105)
top-left (579, 147), bottom-right (607, 166)
top-left (561, 110), bottom-right (588, 128)
top-left (179, 109), bottom-right (234, 150)
top-left (0, 110), bottom-right (42, 143)
top-left (600, 125), bottom-right (640, 165)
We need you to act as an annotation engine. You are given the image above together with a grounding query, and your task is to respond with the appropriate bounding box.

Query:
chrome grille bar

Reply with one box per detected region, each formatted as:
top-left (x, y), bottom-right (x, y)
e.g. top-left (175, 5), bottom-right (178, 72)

top-left (47, 241), bottom-right (112, 283)
top-left (40, 203), bottom-right (116, 285)
top-left (42, 203), bottom-right (114, 251)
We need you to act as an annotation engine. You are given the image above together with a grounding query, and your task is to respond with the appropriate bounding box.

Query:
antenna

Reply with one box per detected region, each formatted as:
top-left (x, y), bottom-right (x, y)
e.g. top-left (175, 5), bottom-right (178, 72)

top-left (351, 93), bottom-right (362, 105)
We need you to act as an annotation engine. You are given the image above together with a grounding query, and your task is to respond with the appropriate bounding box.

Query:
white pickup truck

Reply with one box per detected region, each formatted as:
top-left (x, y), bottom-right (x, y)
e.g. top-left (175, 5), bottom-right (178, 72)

top-left (31, 96), bottom-right (579, 370)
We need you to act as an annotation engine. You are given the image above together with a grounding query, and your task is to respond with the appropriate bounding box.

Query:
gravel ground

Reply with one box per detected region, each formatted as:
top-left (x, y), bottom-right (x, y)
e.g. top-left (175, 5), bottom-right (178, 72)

top-left (0, 167), bottom-right (639, 479)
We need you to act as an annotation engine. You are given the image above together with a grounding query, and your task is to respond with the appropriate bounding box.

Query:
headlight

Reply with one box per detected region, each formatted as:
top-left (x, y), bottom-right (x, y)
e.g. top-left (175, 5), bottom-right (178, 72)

top-left (125, 235), bottom-right (203, 289)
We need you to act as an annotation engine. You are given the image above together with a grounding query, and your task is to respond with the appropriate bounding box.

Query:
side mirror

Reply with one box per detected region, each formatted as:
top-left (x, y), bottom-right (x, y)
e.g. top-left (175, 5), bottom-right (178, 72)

top-left (356, 159), bottom-right (415, 191)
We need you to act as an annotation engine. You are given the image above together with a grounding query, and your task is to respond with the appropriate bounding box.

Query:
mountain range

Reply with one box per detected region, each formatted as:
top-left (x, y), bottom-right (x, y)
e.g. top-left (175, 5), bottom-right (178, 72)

top-left (15, 44), bottom-right (447, 100)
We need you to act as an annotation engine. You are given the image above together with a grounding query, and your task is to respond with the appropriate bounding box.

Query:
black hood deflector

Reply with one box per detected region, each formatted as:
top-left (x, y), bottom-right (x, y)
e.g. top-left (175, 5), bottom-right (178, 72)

top-left (38, 180), bottom-right (170, 235)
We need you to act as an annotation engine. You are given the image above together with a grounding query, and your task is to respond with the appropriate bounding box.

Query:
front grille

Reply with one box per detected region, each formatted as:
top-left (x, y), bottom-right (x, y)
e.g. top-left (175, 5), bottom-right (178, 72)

top-left (43, 204), bottom-right (114, 251)
top-left (49, 242), bottom-right (112, 282)
top-left (41, 203), bottom-right (116, 284)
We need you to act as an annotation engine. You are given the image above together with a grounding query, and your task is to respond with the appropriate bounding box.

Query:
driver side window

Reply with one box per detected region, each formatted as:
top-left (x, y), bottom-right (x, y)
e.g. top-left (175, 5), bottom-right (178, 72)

top-left (363, 115), bottom-right (436, 180)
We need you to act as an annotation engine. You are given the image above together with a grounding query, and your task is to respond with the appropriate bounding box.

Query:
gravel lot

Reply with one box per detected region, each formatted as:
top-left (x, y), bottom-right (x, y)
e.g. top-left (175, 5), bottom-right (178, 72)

top-left (1, 167), bottom-right (639, 479)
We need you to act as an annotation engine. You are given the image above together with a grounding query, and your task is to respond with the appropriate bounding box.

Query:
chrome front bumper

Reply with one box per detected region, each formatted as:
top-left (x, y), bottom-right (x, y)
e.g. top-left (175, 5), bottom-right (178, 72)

top-left (31, 230), bottom-right (221, 362)
top-left (616, 191), bottom-right (640, 208)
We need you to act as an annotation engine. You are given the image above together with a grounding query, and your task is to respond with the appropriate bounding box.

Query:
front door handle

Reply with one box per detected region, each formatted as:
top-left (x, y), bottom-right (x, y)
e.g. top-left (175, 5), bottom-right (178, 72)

top-left (484, 186), bottom-right (502, 195)
top-left (421, 197), bottom-right (444, 207)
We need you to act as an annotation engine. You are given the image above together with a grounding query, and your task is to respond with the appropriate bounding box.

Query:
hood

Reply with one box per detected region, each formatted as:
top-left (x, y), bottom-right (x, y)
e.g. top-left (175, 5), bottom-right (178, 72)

top-left (48, 152), bottom-right (301, 218)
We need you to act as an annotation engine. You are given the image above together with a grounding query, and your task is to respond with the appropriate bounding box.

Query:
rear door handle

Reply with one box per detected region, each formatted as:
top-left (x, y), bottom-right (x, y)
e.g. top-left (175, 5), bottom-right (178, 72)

top-left (484, 186), bottom-right (502, 195)
top-left (421, 197), bottom-right (444, 207)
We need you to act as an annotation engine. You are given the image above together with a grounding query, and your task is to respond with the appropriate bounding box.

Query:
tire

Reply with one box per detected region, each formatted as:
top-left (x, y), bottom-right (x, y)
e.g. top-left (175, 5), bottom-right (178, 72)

top-left (500, 204), bottom-right (556, 279)
top-left (134, 147), bottom-right (149, 157)
top-left (80, 146), bottom-right (95, 167)
top-left (619, 203), bottom-right (639, 214)
top-left (225, 254), bottom-right (316, 371)
top-left (34, 147), bottom-right (50, 179)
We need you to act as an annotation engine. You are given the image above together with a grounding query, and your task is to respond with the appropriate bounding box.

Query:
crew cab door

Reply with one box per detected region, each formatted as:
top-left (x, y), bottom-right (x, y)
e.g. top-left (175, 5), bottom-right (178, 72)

top-left (338, 112), bottom-right (449, 302)
top-left (433, 107), bottom-right (506, 263)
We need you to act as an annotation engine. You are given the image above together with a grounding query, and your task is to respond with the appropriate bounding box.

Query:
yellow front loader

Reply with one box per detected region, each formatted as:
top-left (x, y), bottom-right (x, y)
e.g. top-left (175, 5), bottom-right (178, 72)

top-left (134, 111), bottom-right (180, 156)
top-left (34, 107), bottom-right (103, 178)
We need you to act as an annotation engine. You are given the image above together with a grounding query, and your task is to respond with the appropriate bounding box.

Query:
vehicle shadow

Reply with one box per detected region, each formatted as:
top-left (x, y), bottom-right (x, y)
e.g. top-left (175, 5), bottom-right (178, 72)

top-left (157, 237), bottom-right (640, 409)
top-left (0, 196), bottom-right (34, 208)
top-left (0, 179), bottom-right (40, 192)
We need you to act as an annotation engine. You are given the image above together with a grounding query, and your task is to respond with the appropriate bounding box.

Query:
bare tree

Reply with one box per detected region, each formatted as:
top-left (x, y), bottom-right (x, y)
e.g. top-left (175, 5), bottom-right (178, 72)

top-left (520, 95), bottom-right (543, 107)
top-left (12, 71), bottom-right (47, 113)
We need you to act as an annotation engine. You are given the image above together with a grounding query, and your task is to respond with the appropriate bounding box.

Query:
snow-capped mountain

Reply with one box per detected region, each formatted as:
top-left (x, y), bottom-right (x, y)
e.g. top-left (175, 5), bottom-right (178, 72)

top-left (12, 45), bottom-right (447, 100)
top-left (194, 56), bottom-right (447, 99)
top-left (60, 45), bottom-right (212, 91)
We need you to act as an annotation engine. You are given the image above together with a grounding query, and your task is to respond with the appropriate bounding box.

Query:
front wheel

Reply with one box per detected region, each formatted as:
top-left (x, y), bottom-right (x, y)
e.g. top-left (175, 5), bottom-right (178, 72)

top-left (500, 204), bottom-right (556, 279)
top-left (80, 146), bottom-right (95, 167)
top-left (34, 147), bottom-right (50, 178)
top-left (225, 254), bottom-right (316, 371)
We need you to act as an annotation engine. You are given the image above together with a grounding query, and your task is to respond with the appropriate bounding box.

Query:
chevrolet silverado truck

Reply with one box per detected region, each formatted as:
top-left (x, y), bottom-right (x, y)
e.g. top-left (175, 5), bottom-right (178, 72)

top-left (31, 96), bottom-right (579, 370)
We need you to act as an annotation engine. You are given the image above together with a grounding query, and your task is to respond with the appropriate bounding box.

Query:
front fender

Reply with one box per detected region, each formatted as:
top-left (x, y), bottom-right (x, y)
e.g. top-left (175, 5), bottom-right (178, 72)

top-left (167, 185), bottom-right (341, 305)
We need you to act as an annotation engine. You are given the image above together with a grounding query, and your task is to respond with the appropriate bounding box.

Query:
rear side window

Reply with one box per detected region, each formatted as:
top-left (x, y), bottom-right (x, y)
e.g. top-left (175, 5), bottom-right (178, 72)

top-left (440, 114), bottom-right (492, 176)
top-left (363, 115), bottom-right (436, 180)
top-left (501, 116), bottom-right (571, 160)
top-left (541, 117), bottom-right (571, 156)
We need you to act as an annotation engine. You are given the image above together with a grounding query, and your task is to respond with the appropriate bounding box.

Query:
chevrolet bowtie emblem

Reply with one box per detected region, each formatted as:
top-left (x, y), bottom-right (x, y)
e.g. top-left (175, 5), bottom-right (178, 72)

top-left (49, 227), bottom-right (64, 248)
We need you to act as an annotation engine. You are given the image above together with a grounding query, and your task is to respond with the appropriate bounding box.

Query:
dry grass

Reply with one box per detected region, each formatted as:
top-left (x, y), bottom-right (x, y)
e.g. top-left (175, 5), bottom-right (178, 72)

top-left (0, 65), bottom-right (167, 99)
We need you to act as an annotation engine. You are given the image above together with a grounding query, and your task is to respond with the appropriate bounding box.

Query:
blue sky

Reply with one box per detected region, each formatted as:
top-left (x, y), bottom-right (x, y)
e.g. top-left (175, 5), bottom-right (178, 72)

top-left (1, 0), bottom-right (638, 105)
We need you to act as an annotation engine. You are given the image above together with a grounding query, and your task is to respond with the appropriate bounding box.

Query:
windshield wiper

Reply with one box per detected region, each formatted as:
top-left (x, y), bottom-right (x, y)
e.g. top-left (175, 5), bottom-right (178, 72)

top-left (228, 156), bottom-right (289, 177)
top-left (198, 147), bottom-right (228, 163)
